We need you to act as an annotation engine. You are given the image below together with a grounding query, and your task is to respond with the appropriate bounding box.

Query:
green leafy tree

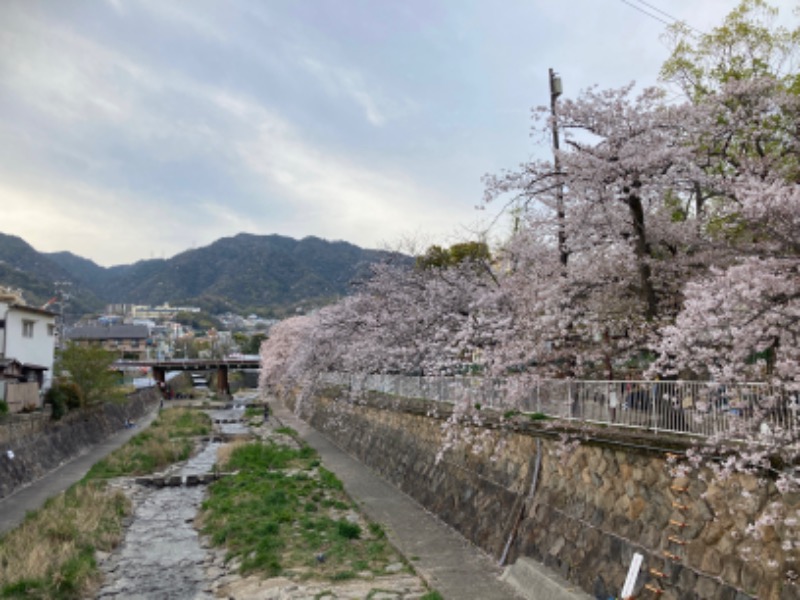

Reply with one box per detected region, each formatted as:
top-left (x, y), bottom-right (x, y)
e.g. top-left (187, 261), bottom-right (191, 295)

top-left (56, 343), bottom-right (120, 407)
top-left (416, 241), bottom-right (491, 270)
top-left (245, 333), bottom-right (268, 354)
top-left (174, 311), bottom-right (222, 333)
top-left (660, 0), bottom-right (800, 99)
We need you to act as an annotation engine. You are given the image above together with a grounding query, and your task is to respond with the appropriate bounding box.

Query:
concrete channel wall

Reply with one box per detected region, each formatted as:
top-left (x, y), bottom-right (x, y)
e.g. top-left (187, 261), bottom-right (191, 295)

top-left (291, 388), bottom-right (795, 600)
top-left (0, 389), bottom-right (159, 499)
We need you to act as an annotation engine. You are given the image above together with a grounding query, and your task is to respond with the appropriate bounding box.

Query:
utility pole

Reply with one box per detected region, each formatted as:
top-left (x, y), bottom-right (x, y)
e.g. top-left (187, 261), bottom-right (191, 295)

top-left (549, 68), bottom-right (568, 269)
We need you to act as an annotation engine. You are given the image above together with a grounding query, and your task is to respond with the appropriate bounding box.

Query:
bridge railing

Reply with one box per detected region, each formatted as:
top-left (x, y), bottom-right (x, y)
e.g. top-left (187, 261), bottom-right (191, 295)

top-left (320, 373), bottom-right (799, 440)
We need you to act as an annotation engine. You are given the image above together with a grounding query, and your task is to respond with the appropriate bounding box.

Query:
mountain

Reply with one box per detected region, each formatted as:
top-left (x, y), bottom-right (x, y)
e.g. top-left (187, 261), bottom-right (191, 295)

top-left (0, 234), bottom-right (104, 315)
top-left (1, 232), bottom-right (405, 318)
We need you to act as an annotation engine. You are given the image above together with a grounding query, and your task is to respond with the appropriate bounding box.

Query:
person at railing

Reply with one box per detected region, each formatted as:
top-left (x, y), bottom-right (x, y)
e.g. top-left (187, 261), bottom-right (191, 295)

top-left (608, 383), bottom-right (619, 423)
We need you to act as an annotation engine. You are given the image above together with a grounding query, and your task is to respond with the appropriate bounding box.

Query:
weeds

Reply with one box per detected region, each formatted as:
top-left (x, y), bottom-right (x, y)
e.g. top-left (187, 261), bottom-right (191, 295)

top-left (0, 482), bottom-right (130, 599)
top-left (199, 440), bottom-right (398, 582)
top-left (0, 407), bottom-right (211, 598)
top-left (85, 408), bottom-right (210, 479)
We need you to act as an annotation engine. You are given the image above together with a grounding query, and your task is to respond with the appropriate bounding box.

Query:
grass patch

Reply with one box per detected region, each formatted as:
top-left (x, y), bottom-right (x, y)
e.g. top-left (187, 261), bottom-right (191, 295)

top-left (243, 406), bottom-right (263, 419)
top-left (529, 412), bottom-right (550, 421)
top-left (420, 591), bottom-right (444, 600)
top-left (85, 408), bottom-right (211, 479)
top-left (199, 440), bottom-right (398, 582)
top-left (0, 407), bottom-right (213, 598)
top-left (0, 481), bottom-right (130, 599)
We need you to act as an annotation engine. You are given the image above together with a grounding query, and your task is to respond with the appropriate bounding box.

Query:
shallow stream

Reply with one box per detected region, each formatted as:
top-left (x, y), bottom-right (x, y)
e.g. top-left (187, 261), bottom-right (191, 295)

top-left (96, 405), bottom-right (246, 599)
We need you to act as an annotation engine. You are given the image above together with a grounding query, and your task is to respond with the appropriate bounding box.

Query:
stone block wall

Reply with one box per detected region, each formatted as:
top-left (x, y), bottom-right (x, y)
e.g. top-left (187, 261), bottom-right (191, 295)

top-left (0, 389), bottom-right (159, 499)
top-left (296, 389), bottom-right (797, 600)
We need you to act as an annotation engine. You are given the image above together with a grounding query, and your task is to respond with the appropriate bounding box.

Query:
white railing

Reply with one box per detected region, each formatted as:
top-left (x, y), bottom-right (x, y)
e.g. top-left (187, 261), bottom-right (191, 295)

top-left (320, 373), bottom-right (800, 440)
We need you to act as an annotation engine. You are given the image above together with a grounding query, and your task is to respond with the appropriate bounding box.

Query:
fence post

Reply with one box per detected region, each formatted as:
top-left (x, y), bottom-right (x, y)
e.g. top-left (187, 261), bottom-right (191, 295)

top-left (537, 379), bottom-right (541, 413)
top-left (568, 382), bottom-right (573, 419)
top-left (650, 381), bottom-right (658, 435)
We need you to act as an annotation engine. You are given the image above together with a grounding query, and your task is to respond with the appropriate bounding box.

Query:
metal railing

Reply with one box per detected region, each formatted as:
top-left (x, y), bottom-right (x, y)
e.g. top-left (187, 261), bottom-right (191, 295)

top-left (320, 373), bottom-right (799, 440)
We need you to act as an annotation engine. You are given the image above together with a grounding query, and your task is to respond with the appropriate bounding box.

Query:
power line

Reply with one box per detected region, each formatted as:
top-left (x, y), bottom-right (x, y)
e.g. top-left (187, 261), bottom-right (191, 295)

top-left (633, 0), bottom-right (683, 24)
top-left (619, 0), bottom-right (705, 36)
top-left (619, 0), bottom-right (672, 27)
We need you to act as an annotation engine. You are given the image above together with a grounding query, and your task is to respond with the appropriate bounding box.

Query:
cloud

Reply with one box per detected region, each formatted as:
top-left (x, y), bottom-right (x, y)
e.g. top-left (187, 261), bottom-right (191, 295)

top-left (6, 0), bottom-right (794, 268)
top-left (301, 57), bottom-right (395, 126)
top-left (211, 89), bottom-right (476, 246)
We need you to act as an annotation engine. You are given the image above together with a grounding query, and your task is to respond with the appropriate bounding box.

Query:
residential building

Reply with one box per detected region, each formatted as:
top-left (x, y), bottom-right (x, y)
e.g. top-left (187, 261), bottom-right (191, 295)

top-left (131, 303), bottom-right (200, 322)
top-left (63, 324), bottom-right (151, 361)
top-left (0, 289), bottom-right (57, 412)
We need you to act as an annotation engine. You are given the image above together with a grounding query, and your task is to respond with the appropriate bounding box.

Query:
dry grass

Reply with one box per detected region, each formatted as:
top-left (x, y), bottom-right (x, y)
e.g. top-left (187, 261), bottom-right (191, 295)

top-left (85, 408), bottom-right (211, 479)
top-left (0, 408), bottom-right (210, 598)
top-left (0, 481), bottom-right (130, 598)
top-left (216, 439), bottom-right (249, 467)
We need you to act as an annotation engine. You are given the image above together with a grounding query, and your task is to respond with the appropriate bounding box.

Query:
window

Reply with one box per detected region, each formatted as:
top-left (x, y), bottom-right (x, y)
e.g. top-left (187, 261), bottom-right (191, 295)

top-left (47, 324), bottom-right (55, 336)
top-left (22, 320), bottom-right (35, 338)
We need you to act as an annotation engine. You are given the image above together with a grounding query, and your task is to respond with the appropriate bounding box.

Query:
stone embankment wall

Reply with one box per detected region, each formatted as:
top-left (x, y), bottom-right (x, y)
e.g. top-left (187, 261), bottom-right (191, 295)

top-left (291, 389), bottom-right (796, 600)
top-left (0, 389), bottom-right (159, 499)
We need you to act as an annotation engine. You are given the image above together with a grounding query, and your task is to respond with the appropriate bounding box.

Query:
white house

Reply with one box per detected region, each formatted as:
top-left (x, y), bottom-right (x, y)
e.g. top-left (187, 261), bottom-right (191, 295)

top-left (0, 289), bottom-right (57, 412)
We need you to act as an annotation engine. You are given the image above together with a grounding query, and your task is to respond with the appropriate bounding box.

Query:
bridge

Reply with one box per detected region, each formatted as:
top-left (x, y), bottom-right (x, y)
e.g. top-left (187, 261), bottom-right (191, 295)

top-left (116, 358), bottom-right (260, 395)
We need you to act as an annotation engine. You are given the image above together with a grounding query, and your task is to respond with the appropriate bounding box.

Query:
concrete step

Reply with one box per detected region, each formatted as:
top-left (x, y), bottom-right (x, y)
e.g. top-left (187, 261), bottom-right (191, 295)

top-left (134, 472), bottom-right (236, 487)
top-left (500, 557), bottom-right (594, 600)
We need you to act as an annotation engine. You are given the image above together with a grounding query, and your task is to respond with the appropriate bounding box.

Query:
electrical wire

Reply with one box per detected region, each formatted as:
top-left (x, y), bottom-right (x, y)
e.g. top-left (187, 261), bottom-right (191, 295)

top-left (619, 0), bottom-right (705, 36)
top-left (619, 0), bottom-right (673, 27)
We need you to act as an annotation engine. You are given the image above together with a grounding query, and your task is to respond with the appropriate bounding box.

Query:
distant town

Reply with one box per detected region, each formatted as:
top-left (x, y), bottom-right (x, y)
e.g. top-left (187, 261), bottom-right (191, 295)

top-left (66, 302), bottom-right (276, 362)
top-left (0, 286), bottom-right (272, 413)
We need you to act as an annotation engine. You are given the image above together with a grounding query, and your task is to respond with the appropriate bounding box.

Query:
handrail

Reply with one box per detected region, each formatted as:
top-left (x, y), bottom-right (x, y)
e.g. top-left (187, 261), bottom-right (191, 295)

top-left (320, 373), bottom-right (799, 440)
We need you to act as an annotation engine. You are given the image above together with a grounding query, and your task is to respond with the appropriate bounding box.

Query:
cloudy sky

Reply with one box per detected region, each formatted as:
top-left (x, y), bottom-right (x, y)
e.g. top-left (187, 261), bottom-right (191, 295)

top-left (1, 0), bottom-right (796, 266)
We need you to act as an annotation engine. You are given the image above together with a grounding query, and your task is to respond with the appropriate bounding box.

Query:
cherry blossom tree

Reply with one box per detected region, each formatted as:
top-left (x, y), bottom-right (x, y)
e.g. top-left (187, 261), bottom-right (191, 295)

top-left (483, 83), bottom-right (718, 378)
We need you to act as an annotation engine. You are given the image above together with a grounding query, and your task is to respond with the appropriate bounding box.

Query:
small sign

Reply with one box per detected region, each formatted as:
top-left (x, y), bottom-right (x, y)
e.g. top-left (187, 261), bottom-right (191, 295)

top-left (621, 552), bottom-right (644, 599)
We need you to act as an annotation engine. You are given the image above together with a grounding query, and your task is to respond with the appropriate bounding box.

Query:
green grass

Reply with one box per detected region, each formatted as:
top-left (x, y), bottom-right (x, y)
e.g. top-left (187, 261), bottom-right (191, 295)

top-left (199, 440), bottom-right (397, 581)
top-left (85, 408), bottom-right (211, 479)
top-left (529, 412), bottom-right (550, 421)
top-left (244, 406), bottom-right (263, 418)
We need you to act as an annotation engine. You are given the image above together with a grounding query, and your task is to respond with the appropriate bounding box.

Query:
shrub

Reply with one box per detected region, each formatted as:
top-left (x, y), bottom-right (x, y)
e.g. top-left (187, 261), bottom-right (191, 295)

top-left (0, 400), bottom-right (8, 417)
top-left (43, 382), bottom-right (82, 420)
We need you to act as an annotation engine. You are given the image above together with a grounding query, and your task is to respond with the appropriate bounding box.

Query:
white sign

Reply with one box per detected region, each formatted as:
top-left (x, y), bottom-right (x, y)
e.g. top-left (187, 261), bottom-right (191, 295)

top-left (621, 552), bottom-right (644, 599)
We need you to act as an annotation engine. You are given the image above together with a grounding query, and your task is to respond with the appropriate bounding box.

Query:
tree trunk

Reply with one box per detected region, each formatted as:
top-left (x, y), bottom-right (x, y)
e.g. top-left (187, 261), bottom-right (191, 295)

top-left (626, 192), bottom-right (658, 320)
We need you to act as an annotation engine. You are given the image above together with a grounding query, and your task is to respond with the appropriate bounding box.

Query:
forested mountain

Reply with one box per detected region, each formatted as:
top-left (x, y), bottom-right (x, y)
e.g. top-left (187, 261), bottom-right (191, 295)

top-left (0, 232), bottom-right (403, 317)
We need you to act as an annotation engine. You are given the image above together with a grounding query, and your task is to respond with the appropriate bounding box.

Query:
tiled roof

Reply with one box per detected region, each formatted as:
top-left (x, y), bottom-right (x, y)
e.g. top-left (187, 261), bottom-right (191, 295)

top-left (64, 324), bottom-right (150, 341)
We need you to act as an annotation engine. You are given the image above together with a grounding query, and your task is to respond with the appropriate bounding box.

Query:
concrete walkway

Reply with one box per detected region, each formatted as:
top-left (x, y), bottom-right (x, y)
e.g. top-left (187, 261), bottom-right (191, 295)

top-left (0, 408), bottom-right (159, 537)
top-left (270, 398), bottom-right (570, 600)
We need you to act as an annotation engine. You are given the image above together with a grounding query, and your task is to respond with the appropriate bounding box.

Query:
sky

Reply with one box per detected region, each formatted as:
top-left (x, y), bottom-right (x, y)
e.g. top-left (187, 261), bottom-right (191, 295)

top-left (1, 0), bottom-right (797, 267)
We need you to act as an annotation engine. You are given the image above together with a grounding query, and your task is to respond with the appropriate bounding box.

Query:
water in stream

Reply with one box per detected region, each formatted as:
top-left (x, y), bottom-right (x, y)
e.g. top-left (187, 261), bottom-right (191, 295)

top-left (96, 405), bottom-right (247, 599)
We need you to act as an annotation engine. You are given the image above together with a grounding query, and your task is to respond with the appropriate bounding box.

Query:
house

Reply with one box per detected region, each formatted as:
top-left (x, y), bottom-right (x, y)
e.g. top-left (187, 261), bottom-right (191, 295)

top-left (0, 289), bottom-right (57, 412)
top-left (63, 324), bottom-right (151, 361)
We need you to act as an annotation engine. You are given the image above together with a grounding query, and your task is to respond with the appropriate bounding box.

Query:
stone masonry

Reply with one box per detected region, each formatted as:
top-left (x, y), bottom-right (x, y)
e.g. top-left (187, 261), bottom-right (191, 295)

top-left (0, 389), bottom-right (159, 499)
top-left (290, 388), bottom-right (798, 600)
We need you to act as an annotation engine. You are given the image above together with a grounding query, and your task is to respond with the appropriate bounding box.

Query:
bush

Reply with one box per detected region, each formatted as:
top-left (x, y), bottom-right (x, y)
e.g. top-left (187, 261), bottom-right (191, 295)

top-left (44, 382), bottom-right (83, 420)
top-left (0, 400), bottom-right (8, 417)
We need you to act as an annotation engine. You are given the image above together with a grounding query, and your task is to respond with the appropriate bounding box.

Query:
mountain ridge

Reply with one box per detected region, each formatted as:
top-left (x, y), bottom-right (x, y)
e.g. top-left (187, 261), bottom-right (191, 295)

top-left (0, 232), bottom-right (404, 318)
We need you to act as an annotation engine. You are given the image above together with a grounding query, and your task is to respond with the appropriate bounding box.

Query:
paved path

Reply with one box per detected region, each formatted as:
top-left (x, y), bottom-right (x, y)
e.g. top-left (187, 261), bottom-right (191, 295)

top-left (270, 398), bottom-right (526, 600)
top-left (0, 408), bottom-right (159, 537)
